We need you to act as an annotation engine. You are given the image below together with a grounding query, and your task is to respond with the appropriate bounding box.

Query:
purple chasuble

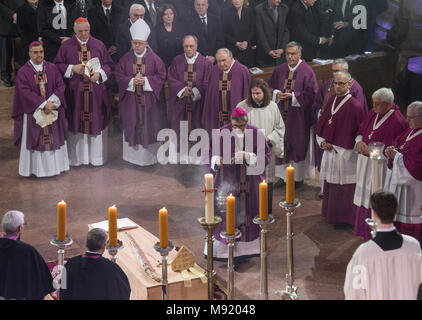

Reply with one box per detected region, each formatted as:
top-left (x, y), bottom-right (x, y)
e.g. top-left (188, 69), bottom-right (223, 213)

top-left (388, 127), bottom-right (422, 181)
top-left (53, 35), bottom-right (113, 135)
top-left (210, 123), bottom-right (270, 243)
top-left (268, 60), bottom-right (318, 163)
top-left (114, 48), bottom-right (167, 148)
top-left (201, 60), bottom-right (251, 135)
top-left (12, 60), bottom-right (68, 151)
top-left (167, 53), bottom-right (212, 139)
top-left (312, 78), bottom-right (368, 169)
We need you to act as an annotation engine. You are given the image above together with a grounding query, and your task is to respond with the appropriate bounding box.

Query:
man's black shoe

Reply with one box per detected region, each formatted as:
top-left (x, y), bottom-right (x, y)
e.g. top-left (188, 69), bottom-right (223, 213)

top-left (2, 78), bottom-right (12, 87)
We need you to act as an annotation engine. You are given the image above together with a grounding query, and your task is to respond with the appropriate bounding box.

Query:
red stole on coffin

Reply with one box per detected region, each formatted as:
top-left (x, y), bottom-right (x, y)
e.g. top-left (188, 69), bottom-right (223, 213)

top-left (184, 63), bottom-right (196, 135)
top-left (33, 64), bottom-right (53, 151)
top-left (133, 56), bottom-right (146, 145)
top-left (79, 44), bottom-right (93, 134)
top-left (218, 72), bottom-right (231, 126)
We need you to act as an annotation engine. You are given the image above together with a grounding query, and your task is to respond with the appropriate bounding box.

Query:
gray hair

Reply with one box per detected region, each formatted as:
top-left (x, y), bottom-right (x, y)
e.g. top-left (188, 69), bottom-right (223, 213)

top-left (130, 3), bottom-right (145, 14)
top-left (216, 48), bottom-right (233, 58)
top-left (372, 88), bottom-right (394, 105)
top-left (334, 70), bottom-right (352, 82)
top-left (74, 21), bottom-right (90, 29)
top-left (86, 228), bottom-right (108, 252)
top-left (408, 101), bottom-right (422, 116)
top-left (332, 58), bottom-right (349, 71)
top-left (1, 211), bottom-right (24, 235)
top-left (183, 35), bottom-right (198, 46)
top-left (286, 41), bottom-right (302, 53)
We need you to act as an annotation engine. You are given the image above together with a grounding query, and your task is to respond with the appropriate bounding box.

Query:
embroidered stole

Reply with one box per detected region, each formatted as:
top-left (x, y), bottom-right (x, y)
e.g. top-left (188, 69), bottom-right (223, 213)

top-left (281, 70), bottom-right (297, 163)
top-left (133, 56), bottom-right (146, 145)
top-left (236, 135), bottom-right (249, 241)
top-left (184, 63), bottom-right (196, 135)
top-left (79, 44), bottom-right (93, 134)
top-left (34, 66), bottom-right (53, 151)
top-left (218, 72), bottom-right (231, 126)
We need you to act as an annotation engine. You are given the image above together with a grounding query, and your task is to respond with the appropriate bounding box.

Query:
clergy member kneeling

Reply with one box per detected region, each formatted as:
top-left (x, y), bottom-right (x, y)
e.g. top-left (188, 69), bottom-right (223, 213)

top-left (384, 101), bottom-right (422, 243)
top-left (207, 107), bottom-right (270, 264)
top-left (0, 211), bottom-right (54, 300)
top-left (115, 18), bottom-right (167, 166)
top-left (60, 228), bottom-right (131, 300)
top-left (12, 41), bottom-right (69, 178)
top-left (344, 191), bottom-right (422, 300)
top-left (54, 17), bottom-right (113, 167)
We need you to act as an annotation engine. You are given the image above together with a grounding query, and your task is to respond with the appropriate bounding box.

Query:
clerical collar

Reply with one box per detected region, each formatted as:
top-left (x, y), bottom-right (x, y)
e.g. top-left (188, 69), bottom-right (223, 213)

top-left (135, 49), bottom-right (147, 58)
top-left (223, 59), bottom-right (236, 74)
top-left (86, 250), bottom-right (103, 255)
top-left (376, 226), bottom-right (396, 232)
top-left (251, 100), bottom-right (264, 108)
top-left (83, 251), bottom-right (102, 259)
top-left (337, 90), bottom-right (350, 97)
top-left (288, 59), bottom-right (302, 72)
top-left (185, 52), bottom-right (198, 64)
top-left (1, 234), bottom-right (19, 241)
top-left (30, 60), bottom-right (43, 72)
top-left (77, 37), bottom-right (88, 46)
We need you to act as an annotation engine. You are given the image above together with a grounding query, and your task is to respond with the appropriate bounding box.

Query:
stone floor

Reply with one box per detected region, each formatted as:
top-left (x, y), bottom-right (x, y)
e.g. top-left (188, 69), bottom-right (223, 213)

top-left (0, 81), bottom-right (364, 300)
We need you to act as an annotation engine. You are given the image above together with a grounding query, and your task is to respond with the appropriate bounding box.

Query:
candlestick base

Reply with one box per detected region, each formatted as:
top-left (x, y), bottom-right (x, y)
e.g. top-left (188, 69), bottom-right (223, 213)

top-left (253, 215), bottom-right (275, 300)
top-left (365, 218), bottom-right (377, 238)
top-left (106, 240), bottom-right (124, 263)
top-left (154, 241), bottom-right (174, 300)
top-left (50, 235), bottom-right (73, 298)
top-left (220, 229), bottom-right (241, 300)
top-left (277, 200), bottom-right (301, 300)
top-left (198, 216), bottom-right (222, 300)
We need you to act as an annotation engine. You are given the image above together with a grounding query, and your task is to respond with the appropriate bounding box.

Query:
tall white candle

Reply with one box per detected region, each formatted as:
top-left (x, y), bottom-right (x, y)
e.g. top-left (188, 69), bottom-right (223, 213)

top-left (204, 173), bottom-right (214, 223)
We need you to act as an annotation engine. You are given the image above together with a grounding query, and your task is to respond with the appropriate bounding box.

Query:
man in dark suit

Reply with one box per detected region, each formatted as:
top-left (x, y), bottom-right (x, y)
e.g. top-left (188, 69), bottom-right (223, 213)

top-left (0, 0), bottom-right (25, 86)
top-left (125, 0), bottom-right (163, 28)
top-left (37, 0), bottom-right (80, 62)
top-left (115, 3), bottom-right (157, 62)
top-left (75, 0), bottom-right (98, 17)
top-left (255, 0), bottom-right (290, 67)
top-left (88, 0), bottom-right (125, 63)
top-left (190, 0), bottom-right (224, 64)
top-left (289, 0), bottom-right (331, 61)
top-left (330, 0), bottom-right (368, 58)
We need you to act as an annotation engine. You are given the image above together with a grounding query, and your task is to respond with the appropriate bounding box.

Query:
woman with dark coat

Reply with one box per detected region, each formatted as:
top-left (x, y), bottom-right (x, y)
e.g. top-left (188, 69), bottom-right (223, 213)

top-left (154, 3), bottom-right (186, 70)
top-left (221, 0), bottom-right (256, 67)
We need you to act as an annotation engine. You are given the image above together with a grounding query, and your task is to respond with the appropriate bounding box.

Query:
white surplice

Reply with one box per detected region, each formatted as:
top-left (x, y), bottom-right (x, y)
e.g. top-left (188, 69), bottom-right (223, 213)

top-left (344, 234), bottom-right (422, 300)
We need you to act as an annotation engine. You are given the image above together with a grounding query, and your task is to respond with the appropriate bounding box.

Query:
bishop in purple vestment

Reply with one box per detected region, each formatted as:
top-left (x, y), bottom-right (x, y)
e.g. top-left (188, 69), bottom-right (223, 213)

top-left (314, 71), bottom-right (365, 227)
top-left (167, 35), bottom-right (212, 152)
top-left (268, 42), bottom-right (318, 182)
top-left (54, 18), bottom-right (113, 166)
top-left (201, 48), bottom-right (251, 136)
top-left (207, 107), bottom-right (270, 261)
top-left (353, 88), bottom-right (407, 240)
top-left (114, 18), bottom-right (166, 166)
top-left (12, 42), bottom-right (69, 177)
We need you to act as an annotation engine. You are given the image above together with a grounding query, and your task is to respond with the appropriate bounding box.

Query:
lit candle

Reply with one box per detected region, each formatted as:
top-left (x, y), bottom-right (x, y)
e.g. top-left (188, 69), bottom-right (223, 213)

top-left (204, 173), bottom-right (214, 224)
top-left (259, 180), bottom-right (268, 221)
top-left (108, 205), bottom-right (118, 246)
top-left (57, 200), bottom-right (66, 242)
top-left (286, 165), bottom-right (295, 204)
top-left (159, 207), bottom-right (168, 248)
top-left (226, 194), bottom-right (235, 235)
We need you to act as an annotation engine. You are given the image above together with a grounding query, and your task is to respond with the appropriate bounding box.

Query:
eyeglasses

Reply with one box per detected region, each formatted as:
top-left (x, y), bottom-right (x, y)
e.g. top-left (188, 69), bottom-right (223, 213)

top-left (333, 81), bottom-right (348, 86)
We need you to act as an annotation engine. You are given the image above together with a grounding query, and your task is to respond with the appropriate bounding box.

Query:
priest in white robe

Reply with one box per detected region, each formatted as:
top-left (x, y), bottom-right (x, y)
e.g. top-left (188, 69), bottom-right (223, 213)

top-left (344, 190), bottom-right (422, 300)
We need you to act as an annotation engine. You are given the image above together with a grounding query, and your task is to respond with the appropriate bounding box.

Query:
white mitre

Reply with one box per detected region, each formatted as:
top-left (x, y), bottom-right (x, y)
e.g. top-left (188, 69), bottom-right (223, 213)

top-left (130, 18), bottom-right (151, 41)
